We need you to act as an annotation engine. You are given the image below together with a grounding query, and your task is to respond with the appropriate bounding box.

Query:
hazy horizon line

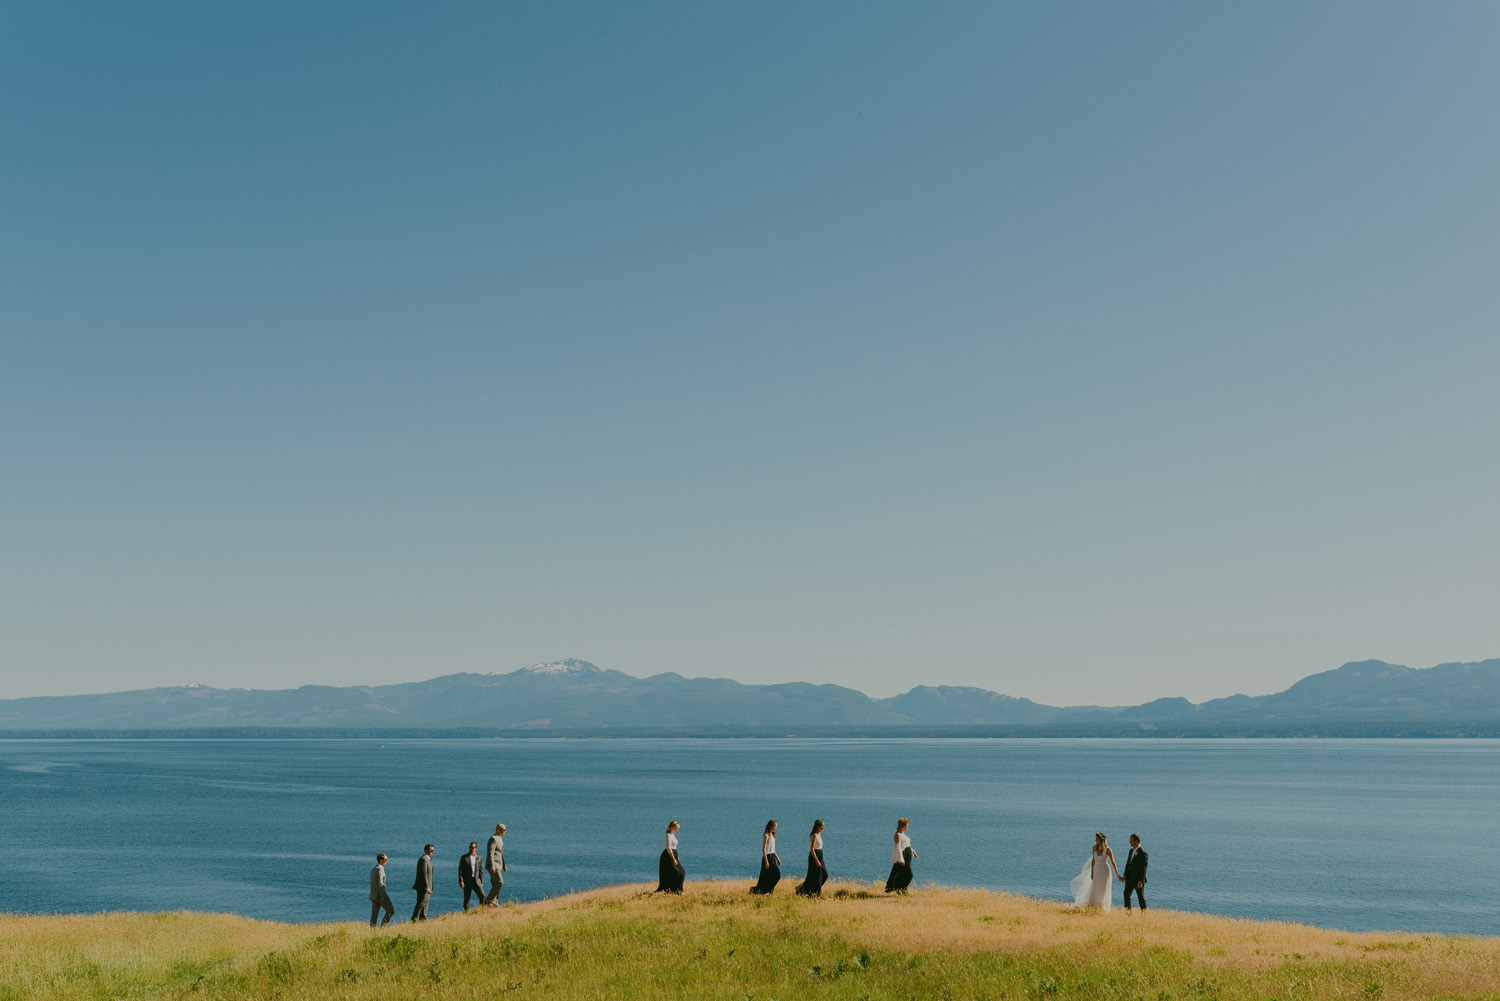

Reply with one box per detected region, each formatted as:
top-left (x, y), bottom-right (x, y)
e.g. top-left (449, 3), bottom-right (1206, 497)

top-left (10, 654), bottom-right (1492, 708)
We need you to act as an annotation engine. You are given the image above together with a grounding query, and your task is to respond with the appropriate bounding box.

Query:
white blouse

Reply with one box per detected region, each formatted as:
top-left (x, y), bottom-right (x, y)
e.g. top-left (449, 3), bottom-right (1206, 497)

top-left (764, 833), bottom-right (777, 856)
top-left (664, 832), bottom-right (678, 851)
top-left (891, 831), bottom-right (912, 864)
top-left (812, 832), bottom-right (823, 850)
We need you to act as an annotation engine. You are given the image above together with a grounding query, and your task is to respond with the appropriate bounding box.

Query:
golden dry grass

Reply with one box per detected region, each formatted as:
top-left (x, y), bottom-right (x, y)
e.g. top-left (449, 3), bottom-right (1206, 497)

top-left (1, 880), bottom-right (1496, 1000)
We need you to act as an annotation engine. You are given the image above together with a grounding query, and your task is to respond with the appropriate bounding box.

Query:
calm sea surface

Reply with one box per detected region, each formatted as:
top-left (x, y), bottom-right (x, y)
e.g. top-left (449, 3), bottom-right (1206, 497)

top-left (1, 738), bottom-right (1495, 935)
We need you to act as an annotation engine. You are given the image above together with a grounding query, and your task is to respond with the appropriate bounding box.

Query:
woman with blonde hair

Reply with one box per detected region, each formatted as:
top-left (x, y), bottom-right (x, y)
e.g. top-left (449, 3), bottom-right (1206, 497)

top-left (884, 817), bottom-right (916, 893)
top-left (1069, 832), bottom-right (1120, 909)
top-left (657, 821), bottom-right (685, 893)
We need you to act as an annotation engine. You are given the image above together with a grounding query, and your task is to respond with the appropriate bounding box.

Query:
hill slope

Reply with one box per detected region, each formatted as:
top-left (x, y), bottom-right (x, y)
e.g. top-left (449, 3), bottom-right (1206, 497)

top-left (1, 882), bottom-right (1495, 1001)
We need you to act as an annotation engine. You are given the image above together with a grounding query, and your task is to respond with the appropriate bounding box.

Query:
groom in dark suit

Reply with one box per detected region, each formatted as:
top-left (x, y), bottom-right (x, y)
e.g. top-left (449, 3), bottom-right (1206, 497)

top-left (1121, 834), bottom-right (1148, 911)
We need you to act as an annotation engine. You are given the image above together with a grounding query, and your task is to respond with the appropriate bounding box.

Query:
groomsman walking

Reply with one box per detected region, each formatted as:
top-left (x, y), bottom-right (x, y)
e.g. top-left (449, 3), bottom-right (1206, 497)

top-left (368, 853), bottom-right (394, 927)
top-left (459, 842), bottom-right (486, 911)
top-left (1121, 834), bottom-right (1148, 911)
top-left (411, 844), bottom-right (435, 921)
top-left (484, 823), bottom-right (507, 906)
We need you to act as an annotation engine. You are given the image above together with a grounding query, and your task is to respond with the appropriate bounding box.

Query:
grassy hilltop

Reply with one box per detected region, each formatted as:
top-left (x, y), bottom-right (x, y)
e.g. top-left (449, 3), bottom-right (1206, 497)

top-left (2, 882), bottom-right (1497, 1001)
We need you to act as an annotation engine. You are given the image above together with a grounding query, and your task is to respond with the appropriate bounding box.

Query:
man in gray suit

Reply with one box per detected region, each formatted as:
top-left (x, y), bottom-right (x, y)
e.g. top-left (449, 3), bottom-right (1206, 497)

top-left (459, 842), bottom-right (485, 911)
top-left (484, 823), bottom-right (507, 907)
top-left (369, 853), bottom-right (394, 927)
top-left (411, 844), bottom-right (435, 921)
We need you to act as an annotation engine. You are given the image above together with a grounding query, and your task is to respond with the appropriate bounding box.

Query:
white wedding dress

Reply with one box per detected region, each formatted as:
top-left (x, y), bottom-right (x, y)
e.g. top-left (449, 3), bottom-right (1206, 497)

top-left (1069, 849), bottom-right (1114, 910)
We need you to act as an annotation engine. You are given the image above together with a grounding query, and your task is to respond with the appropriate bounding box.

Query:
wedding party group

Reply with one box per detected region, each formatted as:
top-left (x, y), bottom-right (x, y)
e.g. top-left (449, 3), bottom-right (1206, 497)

top-left (365, 820), bottom-right (1146, 926)
top-left (657, 816), bottom-right (919, 896)
top-left (1068, 832), bottom-right (1150, 912)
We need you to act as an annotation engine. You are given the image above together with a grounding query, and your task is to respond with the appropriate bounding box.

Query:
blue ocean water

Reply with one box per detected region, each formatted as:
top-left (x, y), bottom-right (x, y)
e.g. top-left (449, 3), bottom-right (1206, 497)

top-left (1, 738), bottom-right (1495, 935)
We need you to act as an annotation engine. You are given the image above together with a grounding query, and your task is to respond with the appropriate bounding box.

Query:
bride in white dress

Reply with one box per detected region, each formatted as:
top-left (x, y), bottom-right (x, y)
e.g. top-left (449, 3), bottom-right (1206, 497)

top-left (1069, 832), bottom-right (1121, 909)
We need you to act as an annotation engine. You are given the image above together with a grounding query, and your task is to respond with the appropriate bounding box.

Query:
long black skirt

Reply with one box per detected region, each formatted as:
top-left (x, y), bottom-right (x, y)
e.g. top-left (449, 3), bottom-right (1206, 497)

top-left (885, 849), bottom-right (913, 893)
top-left (657, 849), bottom-right (685, 893)
top-left (750, 853), bottom-right (781, 894)
top-left (795, 849), bottom-right (827, 895)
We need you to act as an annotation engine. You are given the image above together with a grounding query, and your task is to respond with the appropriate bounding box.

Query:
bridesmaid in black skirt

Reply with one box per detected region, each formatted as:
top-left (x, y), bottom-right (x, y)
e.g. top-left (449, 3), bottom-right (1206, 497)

top-left (884, 817), bottom-right (916, 893)
top-left (795, 818), bottom-right (828, 895)
top-left (657, 820), bottom-right (685, 893)
top-left (750, 819), bottom-right (781, 894)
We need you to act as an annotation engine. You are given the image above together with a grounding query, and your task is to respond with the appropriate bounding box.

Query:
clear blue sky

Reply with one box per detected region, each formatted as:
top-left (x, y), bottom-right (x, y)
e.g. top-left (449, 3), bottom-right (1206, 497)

top-left (3, 2), bottom-right (1497, 704)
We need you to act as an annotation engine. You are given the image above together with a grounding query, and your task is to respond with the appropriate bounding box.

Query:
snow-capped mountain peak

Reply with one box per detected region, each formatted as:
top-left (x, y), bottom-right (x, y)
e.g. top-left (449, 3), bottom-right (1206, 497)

top-left (508, 659), bottom-right (602, 677)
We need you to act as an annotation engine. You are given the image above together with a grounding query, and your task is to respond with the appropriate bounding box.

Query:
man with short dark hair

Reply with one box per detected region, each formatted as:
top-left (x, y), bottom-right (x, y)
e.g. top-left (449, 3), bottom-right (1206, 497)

top-left (459, 842), bottom-right (485, 911)
top-left (1121, 834), bottom-right (1148, 911)
top-left (484, 823), bottom-right (507, 907)
top-left (369, 853), bottom-right (394, 927)
top-left (411, 844), bottom-right (435, 921)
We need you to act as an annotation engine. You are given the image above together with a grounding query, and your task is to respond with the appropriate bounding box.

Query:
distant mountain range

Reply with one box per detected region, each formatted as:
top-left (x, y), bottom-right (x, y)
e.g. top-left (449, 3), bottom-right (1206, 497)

top-left (1, 657), bottom-right (1497, 735)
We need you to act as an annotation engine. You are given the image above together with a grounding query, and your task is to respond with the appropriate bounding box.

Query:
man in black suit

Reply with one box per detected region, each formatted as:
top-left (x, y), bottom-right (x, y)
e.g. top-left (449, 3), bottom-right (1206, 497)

top-left (459, 842), bottom-right (485, 911)
top-left (1121, 833), bottom-right (1148, 911)
top-left (411, 844), bottom-right (435, 921)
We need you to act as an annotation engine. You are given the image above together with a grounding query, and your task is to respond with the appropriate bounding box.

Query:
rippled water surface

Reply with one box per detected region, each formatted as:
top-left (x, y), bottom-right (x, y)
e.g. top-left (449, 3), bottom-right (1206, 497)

top-left (2, 738), bottom-right (1495, 934)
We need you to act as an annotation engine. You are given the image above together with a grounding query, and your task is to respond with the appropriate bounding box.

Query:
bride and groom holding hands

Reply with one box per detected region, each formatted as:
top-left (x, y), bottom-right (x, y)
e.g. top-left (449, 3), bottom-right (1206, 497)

top-left (1069, 832), bottom-right (1147, 911)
